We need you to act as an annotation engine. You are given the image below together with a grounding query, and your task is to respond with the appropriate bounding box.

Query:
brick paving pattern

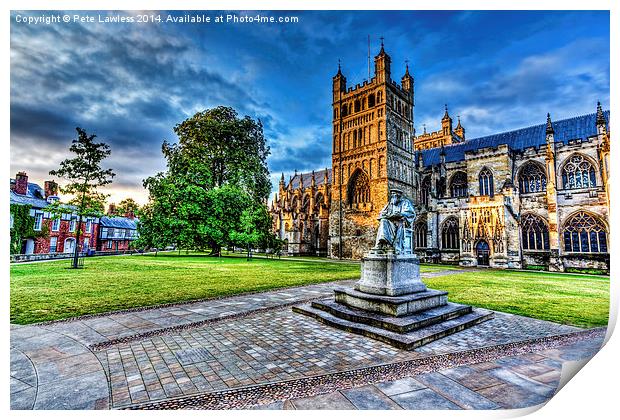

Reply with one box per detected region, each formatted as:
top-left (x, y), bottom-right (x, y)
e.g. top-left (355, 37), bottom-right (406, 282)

top-left (9, 274), bottom-right (606, 410)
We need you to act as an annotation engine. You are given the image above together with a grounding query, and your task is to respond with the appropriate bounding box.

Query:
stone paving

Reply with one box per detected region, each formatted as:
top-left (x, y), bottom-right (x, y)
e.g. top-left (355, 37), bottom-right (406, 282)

top-left (9, 273), bottom-right (606, 410)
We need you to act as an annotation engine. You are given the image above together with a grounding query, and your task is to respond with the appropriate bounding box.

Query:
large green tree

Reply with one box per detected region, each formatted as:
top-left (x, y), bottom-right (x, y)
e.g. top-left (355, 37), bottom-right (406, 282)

top-left (141, 106), bottom-right (275, 255)
top-left (47, 127), bottom-right (115, 268)
top-left (112, 198), bottom-right (140, 216)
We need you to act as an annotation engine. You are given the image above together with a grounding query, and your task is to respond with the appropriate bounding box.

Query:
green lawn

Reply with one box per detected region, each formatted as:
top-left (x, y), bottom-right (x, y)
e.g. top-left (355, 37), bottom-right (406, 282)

top-left (10, 254), bottom-right (609, 327)
top-left (424, 270), bottom-right (609, 328)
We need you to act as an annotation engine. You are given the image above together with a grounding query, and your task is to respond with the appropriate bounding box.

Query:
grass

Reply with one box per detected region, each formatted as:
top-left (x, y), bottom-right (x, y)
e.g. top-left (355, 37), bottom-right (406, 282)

top-left (10, 254), bottom-right (609, 327)
top-left (424, 269), bottom-right (609, 328)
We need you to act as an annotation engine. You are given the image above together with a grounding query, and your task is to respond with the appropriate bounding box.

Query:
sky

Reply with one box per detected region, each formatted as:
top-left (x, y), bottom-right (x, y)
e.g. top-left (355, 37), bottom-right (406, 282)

top-left (10, 10), bottom-right (610, 205)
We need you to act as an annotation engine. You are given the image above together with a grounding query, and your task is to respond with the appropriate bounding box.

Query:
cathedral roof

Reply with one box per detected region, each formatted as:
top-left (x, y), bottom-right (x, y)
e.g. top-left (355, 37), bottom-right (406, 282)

top-left (287, 169), bottom-right (332, 189)
top-left (418, 110), bottom-right (610, 166)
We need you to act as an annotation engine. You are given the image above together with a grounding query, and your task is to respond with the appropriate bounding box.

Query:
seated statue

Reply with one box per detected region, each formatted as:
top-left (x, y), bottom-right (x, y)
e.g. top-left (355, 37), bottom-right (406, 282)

top-left (374, 189), bottom-right (416, 254)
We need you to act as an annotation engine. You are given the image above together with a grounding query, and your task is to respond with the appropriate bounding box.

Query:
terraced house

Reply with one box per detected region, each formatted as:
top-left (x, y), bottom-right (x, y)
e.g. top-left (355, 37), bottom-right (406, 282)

top-left (270, 43), bottom-right (610, 273)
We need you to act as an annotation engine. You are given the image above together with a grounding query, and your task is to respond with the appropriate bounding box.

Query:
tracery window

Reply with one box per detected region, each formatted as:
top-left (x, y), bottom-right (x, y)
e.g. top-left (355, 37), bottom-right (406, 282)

top-left (441, 217), bottom-right (459, 250)
top-left (301, 195), bottom-right (310, 212)
top-left (478, 168), bottom-right (494, 196)
top-left (414, 222), bottom-right (427, 248)
top-left (561, 154), bottom-right (596, 190)
top-left (450, 171), bottom-right (468, 198)
top-left (562, 212), bottom-right (608, 253)
top-left (519, 162), bottom-right (547, 193)
top-left (521, 213), bottom-right (550, 250)
top-left (347, 169), bottom-right (370, 206)
top-left (315, 193), bottom-right (324, 210)
top-left (420, 177), bottom-right (431, 206)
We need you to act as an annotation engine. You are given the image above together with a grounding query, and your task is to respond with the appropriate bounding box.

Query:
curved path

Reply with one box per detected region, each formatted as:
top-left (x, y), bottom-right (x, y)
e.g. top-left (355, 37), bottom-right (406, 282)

top-left (10, 273), bottom-right (605, 410)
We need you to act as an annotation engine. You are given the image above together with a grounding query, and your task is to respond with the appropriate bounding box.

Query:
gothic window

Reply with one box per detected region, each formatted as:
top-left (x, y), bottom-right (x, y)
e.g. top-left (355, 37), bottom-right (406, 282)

top-left (333, 108), bottom-right (338, 119)
top-left (478, 168), bottom-right (494, 196)
top-left (347, 169), bottom-right (371, 206)
top-left (450, 171), bottom-right (468, 198)
top-left (315, 193), bottom-right (324, 210)
top-left (291, 196), bottom-right (298, 210)
top-left (519, 162), bottom-right (547, 193)
top-left (368, 93), bottom-right (375, 108)
top-left (562, 212), bottom-right (608, 253)
top-left (441, 217), bottom-right (460, 250)
top-left (301, 195), bottom-right (310, 212)
top-left (377, 91), bottom-right (383, 103)
top-left (521, 213), bottom-right (550, 250)
top-left (561, 154), bottom-right (597, 190)
top-left (354, 100), bottom-right (361, 113)
top-left (353, 130), bottom-right (357, 148)
top-left (341, 105), bottom-right (348, 118)
top-left (414, 222), bottom-right (427, 248)
top-left (420, 177), bottom-right (431, 206)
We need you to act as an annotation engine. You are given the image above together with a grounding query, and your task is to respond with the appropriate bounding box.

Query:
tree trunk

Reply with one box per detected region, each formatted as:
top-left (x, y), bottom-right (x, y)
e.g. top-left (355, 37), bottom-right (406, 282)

top-left (72, 214), bottom-right (83, 269)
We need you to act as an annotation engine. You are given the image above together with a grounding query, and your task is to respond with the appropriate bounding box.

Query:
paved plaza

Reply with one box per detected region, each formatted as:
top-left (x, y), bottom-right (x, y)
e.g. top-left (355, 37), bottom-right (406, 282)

top-left (10, 272), bottom-right (606, 410)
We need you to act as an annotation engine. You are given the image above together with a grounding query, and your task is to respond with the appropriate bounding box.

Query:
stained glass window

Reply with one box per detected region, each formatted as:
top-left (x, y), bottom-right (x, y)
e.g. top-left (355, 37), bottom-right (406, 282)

top-left (521, 213), bottom-right (550, 250)
top-left (450, 171), bottom-right (468, 198)
top-left (441, 217), bottom-right (459, 250)
top-left (519, 162), bottom-right (547, 193)
top-left (562, 212), bottom-right (608, 253)
top-left (478, 168), bottom-right (494, 196)
top-left (561, 155), bottom-right (597, 190)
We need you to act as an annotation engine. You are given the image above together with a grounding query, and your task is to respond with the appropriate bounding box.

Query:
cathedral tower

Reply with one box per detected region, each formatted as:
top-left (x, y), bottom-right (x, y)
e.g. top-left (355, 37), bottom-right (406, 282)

top-left (329, 41), bottom-right (415, 259)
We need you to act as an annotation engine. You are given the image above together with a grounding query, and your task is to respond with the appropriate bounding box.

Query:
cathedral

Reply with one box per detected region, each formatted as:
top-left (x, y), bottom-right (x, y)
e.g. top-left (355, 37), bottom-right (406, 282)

top-left (270, 43), bottom-right (610, 273)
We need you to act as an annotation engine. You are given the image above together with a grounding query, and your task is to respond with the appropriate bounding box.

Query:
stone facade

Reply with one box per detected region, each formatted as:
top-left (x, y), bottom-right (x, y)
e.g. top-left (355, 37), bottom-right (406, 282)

top-left (270, 43), bottom-right (611, 272)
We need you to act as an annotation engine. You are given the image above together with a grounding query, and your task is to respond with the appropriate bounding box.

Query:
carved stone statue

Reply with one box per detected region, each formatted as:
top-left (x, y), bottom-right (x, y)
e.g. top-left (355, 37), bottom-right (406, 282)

top-left (374, 189), bottom-right (416, 254)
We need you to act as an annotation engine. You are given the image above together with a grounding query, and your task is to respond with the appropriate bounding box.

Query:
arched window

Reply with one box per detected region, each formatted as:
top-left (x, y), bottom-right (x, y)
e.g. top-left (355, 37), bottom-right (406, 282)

top-left (333, 108), bottom-right (338, 119)
top-left (347, 169), bottom-right (370, 206)
top-left (521, 213), bottom-right (550, 250)
top-left (420, 177), bottom-right (431, 206)
top-left (291, 196), bottom-right (298, 210)
top-left (562, 212), bottom-right (608, 253)
top-left (354, 100), bottom-right (361, 113)
top-left (441, 217), bottom-right (459, 250)
top-left (479, 168), bottom-right (494, 196)
top-left (377, 91), bottom-right (383, 103)
top-left (449, 171), bottom-right (468, 198)
top-left (561, 154), bottom-right (597, 190)
top-left (301, 195), bottom-right (310, 212)
top-left (519, 162), bottom-right (547, 193)
top-left (341, 105), bottom-right (348, 118)
top-left (414, 222), bottom-right (427, 248)
top-left (315, 193), bottom-right (324, 210)
top-left (368, 93), bottom-right (376, 108)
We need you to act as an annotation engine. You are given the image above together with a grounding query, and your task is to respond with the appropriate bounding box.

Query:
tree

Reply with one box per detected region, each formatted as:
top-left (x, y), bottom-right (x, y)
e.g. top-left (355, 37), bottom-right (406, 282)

top-left (9, 204), bottom-right (49, 255)
top-left (114, 198), bottom-right (139, 216)
top-left (140, 106), bottom-right (273, 256)
top-left (47, 127), bottom-right (115, 268)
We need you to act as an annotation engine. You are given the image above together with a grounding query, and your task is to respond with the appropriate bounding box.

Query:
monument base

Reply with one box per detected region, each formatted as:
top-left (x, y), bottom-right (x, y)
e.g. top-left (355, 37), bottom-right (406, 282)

top-left (293, 249), bottom-right (494, 350)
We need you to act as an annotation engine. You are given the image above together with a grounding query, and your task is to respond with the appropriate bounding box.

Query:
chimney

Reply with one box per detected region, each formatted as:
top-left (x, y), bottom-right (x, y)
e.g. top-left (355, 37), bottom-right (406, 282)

top-left (44, 180), bottom-right (59, 198)
top-left (14, 172), bottom-right (28, 195)
top-left (107, 203), bottom-right (117, 215)
top-left (125, 211), bottom-right (135, 220)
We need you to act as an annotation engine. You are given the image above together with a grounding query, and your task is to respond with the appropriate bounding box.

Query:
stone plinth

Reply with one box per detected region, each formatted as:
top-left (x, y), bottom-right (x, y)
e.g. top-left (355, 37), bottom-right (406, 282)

top-left (292, 248), bottom-right (493, 350)
top-left (356, 251), bottom-right (424, 296)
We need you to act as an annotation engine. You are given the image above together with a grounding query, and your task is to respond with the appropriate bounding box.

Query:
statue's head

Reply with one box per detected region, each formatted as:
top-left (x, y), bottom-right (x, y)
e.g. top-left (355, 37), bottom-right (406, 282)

top-left (389, 189), bottom-right (403, 203)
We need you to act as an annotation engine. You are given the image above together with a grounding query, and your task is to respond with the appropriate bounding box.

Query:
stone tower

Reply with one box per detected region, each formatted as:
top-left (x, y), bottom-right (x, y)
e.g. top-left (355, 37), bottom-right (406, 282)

top-left (329, 42), bottom-right (415, 259)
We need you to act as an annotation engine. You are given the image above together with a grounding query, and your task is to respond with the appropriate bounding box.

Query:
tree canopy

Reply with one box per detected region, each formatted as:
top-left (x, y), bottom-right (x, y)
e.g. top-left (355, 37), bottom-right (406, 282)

top-left (139, 106), bottom-right (276, 255)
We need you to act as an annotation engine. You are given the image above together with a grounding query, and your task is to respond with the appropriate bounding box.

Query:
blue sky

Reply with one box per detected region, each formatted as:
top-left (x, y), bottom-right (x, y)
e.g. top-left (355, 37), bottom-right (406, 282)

top-left (10, 10), bottom-right (610, 204)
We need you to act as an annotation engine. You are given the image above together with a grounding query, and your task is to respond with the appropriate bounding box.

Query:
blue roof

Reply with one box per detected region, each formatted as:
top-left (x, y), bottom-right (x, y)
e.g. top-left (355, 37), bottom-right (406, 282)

top-left (9, 180), bottom-right (49, 208)
top-left (418, 110), bottom-right (609, 166)
top-left (99, 216), bottom-right (138, 229)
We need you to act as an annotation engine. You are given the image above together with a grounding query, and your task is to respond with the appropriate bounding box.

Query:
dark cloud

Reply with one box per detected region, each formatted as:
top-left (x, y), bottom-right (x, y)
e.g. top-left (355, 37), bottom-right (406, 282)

top-left (10, 10), bottom-right (609, 204)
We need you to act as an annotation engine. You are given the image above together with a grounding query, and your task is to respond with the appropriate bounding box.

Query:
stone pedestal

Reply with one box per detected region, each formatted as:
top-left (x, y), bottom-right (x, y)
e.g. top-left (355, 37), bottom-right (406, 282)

top-left (356, 251), bottom-right (425, 296)
top-left (293, 249), bottom-right (493, 350)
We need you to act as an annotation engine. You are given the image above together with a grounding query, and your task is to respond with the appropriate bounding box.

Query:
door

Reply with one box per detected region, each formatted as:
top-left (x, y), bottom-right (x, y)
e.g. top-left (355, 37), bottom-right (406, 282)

top-left (476, 240), bottom-right (490, 266)
top-left (64, 238), bottom-right (75, 254)
top-left (24, 239), bottom-right (35, 255)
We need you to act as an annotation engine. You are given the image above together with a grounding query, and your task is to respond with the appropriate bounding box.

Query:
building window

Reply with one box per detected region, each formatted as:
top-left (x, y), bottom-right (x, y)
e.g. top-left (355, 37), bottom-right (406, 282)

top-left (347, 169), bottom-right (370, 206)
top-left (562, 211), bottom-right (608, 253)
top-left (561, 154), bottom-right (596, 190)
top-left (69, 219), bottom-right (76, 232)
top-left (441, 217), bottom-right (460, 250)
top-left (478, 168), bottom-right (494, 196)
top-left (86, 219), bottom-right (92, 233)
top-left (521, 214), bottom-right (550, 250)
top-left (107, 240), bottom-right (113, 249)
top-left (33, 213), bottom-right (43, 231)
top-left (449, 171), bottom-right (468, 198)
top-left (51, 218), bottom-right (60, 231)
top-left (50, 236), bottom-right (58, 253)
top-left (10, 213), bottom-right (14, 229)
top-left (414, 222), bottom-right (427, 248)
top-left (420, 177), bottom-right (431, 206)
top-left (519, 162), bottom-right (547, 193)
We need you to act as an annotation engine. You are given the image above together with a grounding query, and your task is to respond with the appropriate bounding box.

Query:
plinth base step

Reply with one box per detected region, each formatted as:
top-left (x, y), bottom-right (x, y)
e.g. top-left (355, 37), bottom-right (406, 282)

top-left (293, 303), bottom-right (494, 350)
